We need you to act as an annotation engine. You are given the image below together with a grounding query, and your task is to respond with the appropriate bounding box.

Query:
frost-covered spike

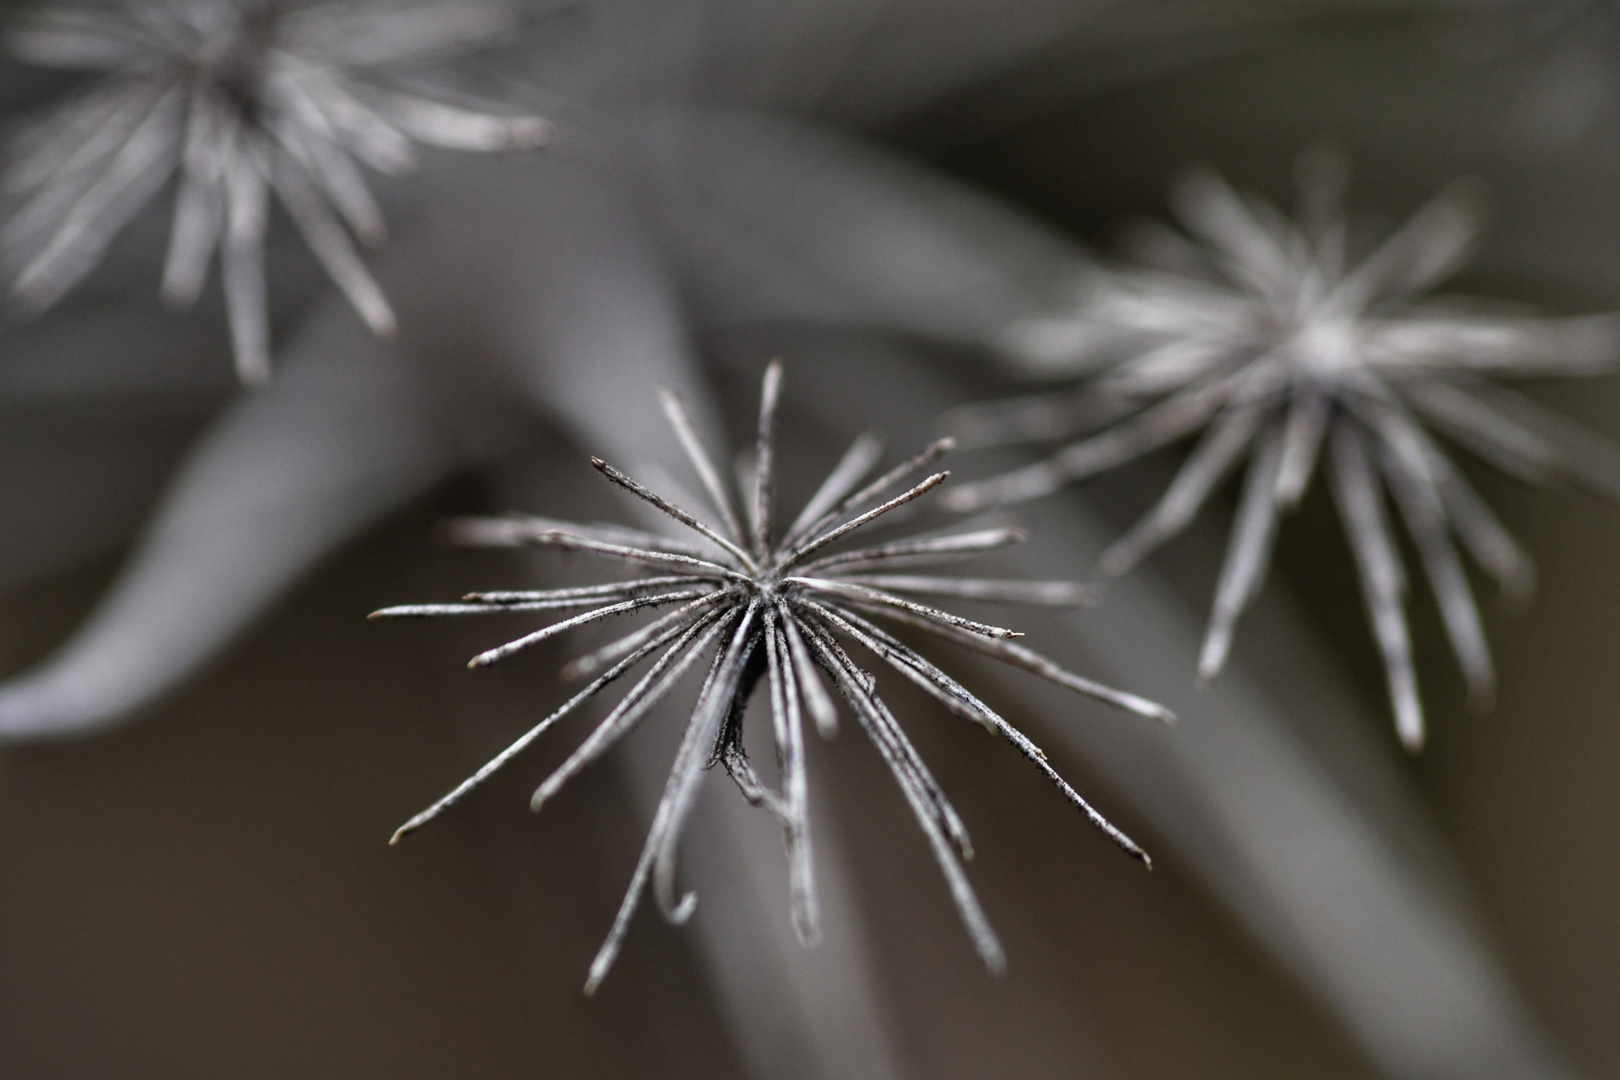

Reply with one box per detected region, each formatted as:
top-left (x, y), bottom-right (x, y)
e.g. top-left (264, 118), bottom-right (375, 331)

top-left (831, 575), bottom-right (1094, 607)
top-left (779, 472), bottom-right (949, 567)
top-left (592, 457), bottom-right (757, 569)
top-left (786, 437), bottom-right (953, 555)
top-left (660, 388), bottom-right (748, 545)
top-left (782, 432), bottom-right (884, 546)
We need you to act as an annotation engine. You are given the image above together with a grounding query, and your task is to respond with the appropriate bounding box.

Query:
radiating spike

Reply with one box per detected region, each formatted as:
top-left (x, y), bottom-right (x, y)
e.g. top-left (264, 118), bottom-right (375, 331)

top-left (562, 591), bottom-right (736, 680)
top-left (651, 601), bottom-right (760, 923)
top-left (443, 515), bottom-right (714, 561)
top-left (799, 619), bottom-right (1004, 972)
top-left (802, 601), bottom-right (998, 734)
top-left (270, 115), bottom-right (388, 246)
top-left (782, 433), bottom-right (884, 546)
top-left (788, 438), bottom-right (953, 553)
top-left (593, 458), bottom-right (758, 569)
top-left (829, 575), bottom-right (1094, 607)
top-left (797, 618), bottom-right (975, 860)
top-left (753, 359), bottom-right (784, 559)
top-left (765, 611), bottom-right (821, 944)
top-left (222, 140), bottom-right (272, 385)
top-left (943, 376), bottom-right (1239, 512)
top-left (659, 389), bottom-right (748, 545)
top-left (1171, 168), bottom-right (1298, 297)
top-left (797, 527), bottom-right (1025, 576)
top-left (1274, 390), bottom-right (1329, 508)
top-left (389, 615), bottom-right (702, 845)
top-left (369, 594), bottom-right (687, 618)
top-left (1100, 403), bottom-right (1264, 576)
top-left (161, 88), bottom-right (231, 307)
top-left (845, 601), bottom-right (1175, 724)
top-left (373, 91), bottom-right (551, 152)
top-left (583, 611), bottom-right (753, 995)
top-left (938, 389), bottom-right (1137, 450)
top-left (1402, 380), bottom-right (1560, 484)
top-left (780, 472), bottom-right (949, 568)
top-left (1333, 179), bottom-right (1483, 311)
top-left (813, 601), bottom-right (1149, 864)
top-left (467, 590), bottom-right (713, 669)
top-left (1412, 379), bottom-right (1620, 501)
top-left (778, 604), bottom-right (839, 739)
top-left (495, 529), bottom-right (745, 582)
top-left (465, 577), bottom-right (696, 603)
top-left (1354, 391), bottom-right (1537, 601)
top-left (1329, 421), bottom-right (1424, 750)
top-left (790, 577), bottom-right (1019, 639)
top-left (13, 86), bottom-right (183, 312)
top-left (4, 83), bottom-right (134, 197)
top-left (532, 612), bottom-right (731, 812)
top-left (1378, 438), bottom-right (1495, 708)
top-left (1200, 423), bottom-right (1287, 679)
top-left (268, 146), bottom-right (396, 336)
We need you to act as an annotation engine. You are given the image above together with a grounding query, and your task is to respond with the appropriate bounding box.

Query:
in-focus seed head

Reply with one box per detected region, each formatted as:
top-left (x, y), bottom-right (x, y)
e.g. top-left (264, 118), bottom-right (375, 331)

top-left (373, 360), bottom-right (1170, 991)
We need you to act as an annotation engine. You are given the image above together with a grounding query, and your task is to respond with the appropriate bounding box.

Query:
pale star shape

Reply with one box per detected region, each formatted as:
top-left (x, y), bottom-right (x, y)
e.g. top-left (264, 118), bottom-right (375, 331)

top-left (946, 149), bottom-right (1620, 750)
top-left (2, 0), bottom-right (549, 383)
top-left (373, 361), bottom-right (1169, 992)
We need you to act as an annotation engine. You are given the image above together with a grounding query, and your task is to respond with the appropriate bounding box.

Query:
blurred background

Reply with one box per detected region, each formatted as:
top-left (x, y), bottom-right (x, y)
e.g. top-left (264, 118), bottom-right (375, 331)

top-left (0, 2), bottom-right (1617, 1078)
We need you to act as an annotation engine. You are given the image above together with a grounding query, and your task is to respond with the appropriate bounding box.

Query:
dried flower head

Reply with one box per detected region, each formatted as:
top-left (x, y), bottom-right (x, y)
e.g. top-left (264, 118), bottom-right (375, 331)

top-left (3, 0), bottom-right (549, 383)
top-left (944, 149), bottom-right (1620, 750)
top-left (373, 360), bottom-right (1170, 992)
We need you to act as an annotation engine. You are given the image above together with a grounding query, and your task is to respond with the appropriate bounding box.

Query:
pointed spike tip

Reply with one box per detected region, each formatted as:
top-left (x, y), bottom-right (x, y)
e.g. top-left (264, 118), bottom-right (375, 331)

top-left (1145, 702), bottom-right (1177, 726)
top-left (1396, 708), bottom-right (1426, 752)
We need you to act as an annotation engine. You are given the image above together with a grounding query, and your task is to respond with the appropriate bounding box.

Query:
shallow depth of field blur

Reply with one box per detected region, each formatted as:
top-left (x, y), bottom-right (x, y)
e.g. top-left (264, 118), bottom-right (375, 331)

top-left (1, 4), bottom-right (1618, 1079)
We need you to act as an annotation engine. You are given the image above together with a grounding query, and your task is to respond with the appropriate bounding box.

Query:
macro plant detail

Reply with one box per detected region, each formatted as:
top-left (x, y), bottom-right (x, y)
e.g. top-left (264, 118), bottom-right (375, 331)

top-left (945, 149), bottom-right (1620, 750)
top-left (2, 0), bottom-right (549, 383)
top-left (373, 360), bottom-right (1172, 992)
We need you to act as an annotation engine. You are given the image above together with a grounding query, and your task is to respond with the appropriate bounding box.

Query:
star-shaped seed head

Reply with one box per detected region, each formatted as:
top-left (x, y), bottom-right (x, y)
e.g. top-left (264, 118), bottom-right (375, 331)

top-left (373, 360), bottom-right (1170, 992)
top-left (944, 148), bottom-right (1620, 750)
top-left (4, 0), bottom-right (549, 383)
